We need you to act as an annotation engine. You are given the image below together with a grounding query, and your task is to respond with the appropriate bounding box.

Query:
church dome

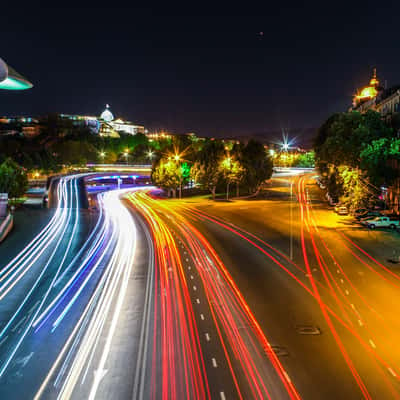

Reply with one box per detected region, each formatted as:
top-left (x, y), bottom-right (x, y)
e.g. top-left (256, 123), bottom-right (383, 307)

top-left (100, 104), bottom-right (114, 122)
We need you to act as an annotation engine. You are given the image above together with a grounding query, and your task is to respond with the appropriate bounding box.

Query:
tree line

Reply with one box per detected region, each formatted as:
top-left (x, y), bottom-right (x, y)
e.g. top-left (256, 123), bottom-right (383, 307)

top-left (314, 110), bottom-right (400, 211)
top-left (151, 137), bottom-right (273, 199)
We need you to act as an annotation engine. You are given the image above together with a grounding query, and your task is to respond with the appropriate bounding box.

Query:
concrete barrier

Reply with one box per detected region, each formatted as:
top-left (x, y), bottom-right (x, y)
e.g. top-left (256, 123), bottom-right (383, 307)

top-left (0, 213), bottom-right (13, 243)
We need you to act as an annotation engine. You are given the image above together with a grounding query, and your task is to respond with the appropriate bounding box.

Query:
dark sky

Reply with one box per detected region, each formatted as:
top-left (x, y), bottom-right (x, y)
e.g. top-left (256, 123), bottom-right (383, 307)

top-left (2, 1), bottom-right (400, 140)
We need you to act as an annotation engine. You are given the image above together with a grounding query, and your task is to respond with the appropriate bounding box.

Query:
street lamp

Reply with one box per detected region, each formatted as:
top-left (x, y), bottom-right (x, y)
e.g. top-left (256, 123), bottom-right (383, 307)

top-left (99, 151), bottom-right (106, 163)
top-left (123, 148), bottom-right (129, 165)
top-left (224, 157), bottom-right (232, 201)
top-left (147, 150), bottom-right (154, 160)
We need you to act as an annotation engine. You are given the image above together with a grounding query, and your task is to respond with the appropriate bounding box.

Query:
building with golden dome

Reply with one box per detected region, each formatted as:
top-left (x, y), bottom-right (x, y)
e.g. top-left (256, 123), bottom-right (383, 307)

top-left (351, 69), bottom-right (381, 112)
top-left (351, 68), bottom-right (400, 120)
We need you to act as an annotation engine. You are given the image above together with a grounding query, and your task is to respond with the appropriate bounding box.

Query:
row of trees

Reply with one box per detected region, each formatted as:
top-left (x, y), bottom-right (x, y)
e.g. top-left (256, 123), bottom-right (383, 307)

top-left (151, 138), bottom-right (273, 199)
top-left (0, 129), bottom-right (170, 173)
top-left (314, 110), bottom-right (400, 210)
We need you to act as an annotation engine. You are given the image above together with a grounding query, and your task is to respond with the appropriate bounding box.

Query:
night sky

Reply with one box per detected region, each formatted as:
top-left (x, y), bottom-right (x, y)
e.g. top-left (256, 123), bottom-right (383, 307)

top-left (2, 1), bottom-right (400, 141)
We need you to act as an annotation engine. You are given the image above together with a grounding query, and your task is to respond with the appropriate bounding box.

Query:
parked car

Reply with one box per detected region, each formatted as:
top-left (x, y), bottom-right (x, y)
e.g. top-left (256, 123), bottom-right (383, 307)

top-left (334, 204), bottom-right (345, 213)
top-left (337, 206), bottom-right (349, 215)
top-left (356, 210), bottom-right (382, 220)
top-left (364, 217), bottom-right (400, 229)
top-left (354, 208), bottom-right (368, 217)
top-left (329, 197), bottom-right (339, 206)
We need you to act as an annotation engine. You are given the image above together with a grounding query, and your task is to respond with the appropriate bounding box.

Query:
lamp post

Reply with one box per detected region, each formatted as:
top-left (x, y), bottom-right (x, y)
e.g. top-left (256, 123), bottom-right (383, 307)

top-left (224, 157), bottom-right (232, 201)
top-left (174, 154), bottom-right (182, 199)
top-left (290, 180), bottom-right (293, 260)
top-left (99, 151), bottom-right (106, 163)
top-left (123, 148), bottom-right (129, 165)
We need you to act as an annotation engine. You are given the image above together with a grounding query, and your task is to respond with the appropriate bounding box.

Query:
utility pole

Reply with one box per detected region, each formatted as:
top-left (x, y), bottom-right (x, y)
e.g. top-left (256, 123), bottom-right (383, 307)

top-left (290, 180), bottom-right (293, 260)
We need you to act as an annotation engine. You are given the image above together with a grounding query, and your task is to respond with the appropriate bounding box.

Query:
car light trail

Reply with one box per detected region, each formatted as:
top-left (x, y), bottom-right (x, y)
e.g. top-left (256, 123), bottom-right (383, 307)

top-left (127, 191), bottom-right (301, 400)
top-left (34, 188), bottom-right (139, 400)
top-left (178, 191), bottom-right (400, 398)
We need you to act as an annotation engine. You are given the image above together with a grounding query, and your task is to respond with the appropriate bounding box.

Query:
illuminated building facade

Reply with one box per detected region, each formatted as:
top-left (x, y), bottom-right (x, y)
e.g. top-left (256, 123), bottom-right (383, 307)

top-left (98, 104), bottom-right (145, 137)
top-left (0, 58), bottom-right (33, 90)
top-left (351, 69), bottom-right (400, 121)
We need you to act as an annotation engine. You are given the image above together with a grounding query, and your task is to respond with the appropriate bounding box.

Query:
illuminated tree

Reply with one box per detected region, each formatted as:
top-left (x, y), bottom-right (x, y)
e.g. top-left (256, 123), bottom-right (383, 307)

top-left (190, 140), bottom-right (225, 200)
top-left (219, 157), bottom-right (244, 200)
top-left (151, 158), bottom-right (190, 198)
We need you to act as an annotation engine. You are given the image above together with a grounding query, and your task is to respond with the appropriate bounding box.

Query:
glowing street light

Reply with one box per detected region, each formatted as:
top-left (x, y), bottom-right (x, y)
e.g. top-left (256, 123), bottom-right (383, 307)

top-left (123, 150), bottom-right (129, 165)
top-left (147, 150), bottom-right (154, 160)
top-left (99, 151), bottom-right (106, 162)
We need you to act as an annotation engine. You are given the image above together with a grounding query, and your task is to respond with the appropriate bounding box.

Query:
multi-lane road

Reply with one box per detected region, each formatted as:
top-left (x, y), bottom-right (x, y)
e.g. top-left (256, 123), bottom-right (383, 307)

top-left (0, 172), bottom-right (400, 399)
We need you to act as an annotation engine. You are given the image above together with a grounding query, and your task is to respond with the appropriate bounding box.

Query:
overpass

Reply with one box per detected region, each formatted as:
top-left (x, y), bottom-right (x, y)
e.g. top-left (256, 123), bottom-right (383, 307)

top-left (86, 163), bottom-right (152, 176)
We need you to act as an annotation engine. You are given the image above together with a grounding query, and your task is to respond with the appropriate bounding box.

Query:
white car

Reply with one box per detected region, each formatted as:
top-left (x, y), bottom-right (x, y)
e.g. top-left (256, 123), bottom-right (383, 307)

top-left (365, 217), bottom-right (400, 230)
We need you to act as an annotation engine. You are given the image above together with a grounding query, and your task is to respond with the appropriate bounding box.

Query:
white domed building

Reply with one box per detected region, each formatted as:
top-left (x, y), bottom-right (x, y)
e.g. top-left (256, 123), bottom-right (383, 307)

top-left (99, 104), bottom-right (145, 137)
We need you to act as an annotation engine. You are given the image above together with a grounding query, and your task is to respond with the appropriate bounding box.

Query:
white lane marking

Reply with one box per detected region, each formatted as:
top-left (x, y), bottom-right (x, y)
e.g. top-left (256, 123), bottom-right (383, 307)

top-left (193, 286), bottom-right (197, 291)
top-left (358, 319), bottom-right (364, 326)
top-left (220, 392), bottom-right (226, 400)
top-left (337, 269), bottom-right (340, 274)
top-left (340, 279), bottom-right (344, 284)
top-left (212, 358), bottom-right (217, 368)
top-left (196, 299), bottom-right (200, 304)
top-left (190, 275), bottom-right (194, 280)
top-left (200, 314), bottom-right (205, 320)
top-left (350, 303), bottom-right (355, 309)
top-left (186, 258), bottom-right (189, 262)
top-left (188, 266), bottom-right (191, 270)
top-left (345, 290), bottom-right (350, 295)
top-left (205, 333), bottom-right (210, 341)
top-left (388, 367), bottom-right (397, 377)
top-left (369, 339), bottom-right (376, 349)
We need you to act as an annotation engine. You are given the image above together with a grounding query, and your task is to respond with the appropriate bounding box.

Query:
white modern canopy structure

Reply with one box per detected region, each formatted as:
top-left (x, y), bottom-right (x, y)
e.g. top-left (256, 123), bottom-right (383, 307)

top-left (0, 58), bottom-right (33, 90)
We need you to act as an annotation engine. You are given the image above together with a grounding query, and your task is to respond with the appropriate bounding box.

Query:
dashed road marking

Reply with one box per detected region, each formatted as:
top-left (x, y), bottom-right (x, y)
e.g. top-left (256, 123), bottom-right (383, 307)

top-left (193, 286), bottom-right (197, 291)
top-left (345, 290), bottom-right (350, 295)
top-left (388, 367), bottom-right (397, 377)
top-left (369, 339), bottom-right (376, 349)
top-left (200, 314), bottom-right (205, 320)
top-left (212, 358), bottom-right (218, 368)
top-left (205, 333), bottom-right (210, 341)
top-left (358, 319), bottom-right (364, 327)
top-left (340, 279), bottom-right (344, 284)
top-left (220, 392), bottom-right (226, 400)
top-left (190, 275), bottom-right (194, 280)
top-left (196, 299), bottom-right (200, 304)
top-left (188, 266), bottom-right (191, 270)
top-left (337, 270), bottom-right (340, 274)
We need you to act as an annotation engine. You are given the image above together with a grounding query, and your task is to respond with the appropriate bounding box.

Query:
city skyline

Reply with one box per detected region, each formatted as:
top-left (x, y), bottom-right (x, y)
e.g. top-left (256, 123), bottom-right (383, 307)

top-left (2, 1), bottom-right (400, 139)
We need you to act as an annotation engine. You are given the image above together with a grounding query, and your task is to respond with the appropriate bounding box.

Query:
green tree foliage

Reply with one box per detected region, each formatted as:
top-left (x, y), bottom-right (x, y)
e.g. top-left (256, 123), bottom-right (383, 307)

top-left (190, 140), bottom-right (225, 199)
top-left (151, 158), bottom-right (190, 198)
top-left (240, 140), bottom-right (273, 194)
top-left (314, 110), bottom-right (395, 209)
top-left (292, 151), bottom-right (315, 168)
top-left (314, 111), bottom-right (392, 168)
top-left (0, 158), bottom-right (28, 199)
top-left (52, 140), bottom-right (98, 166)
top-left (360, 138), bottom-right (400, 186)
top-left (337, 166), bottom-right (371, 210)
